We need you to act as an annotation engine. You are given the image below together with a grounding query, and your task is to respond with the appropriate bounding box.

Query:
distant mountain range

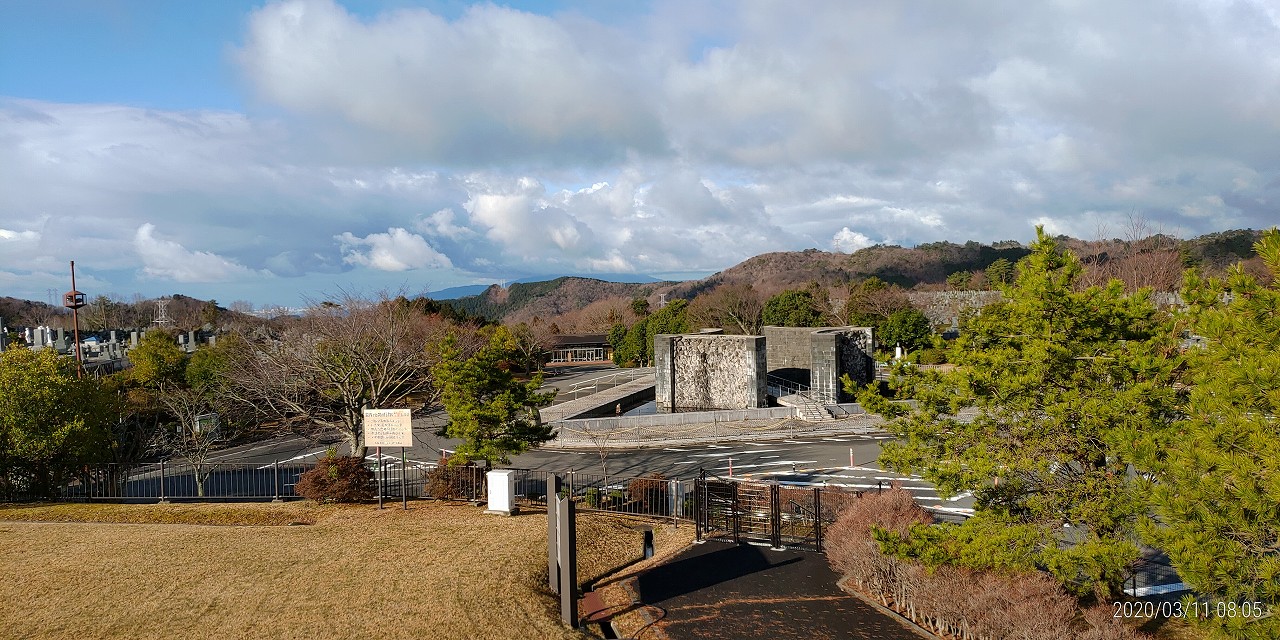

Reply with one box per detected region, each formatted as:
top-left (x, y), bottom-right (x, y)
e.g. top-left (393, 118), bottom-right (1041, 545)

top-left (434, 229), bottom-right (1265, 323)
top-left (429, 272), bottom-right (664, 300)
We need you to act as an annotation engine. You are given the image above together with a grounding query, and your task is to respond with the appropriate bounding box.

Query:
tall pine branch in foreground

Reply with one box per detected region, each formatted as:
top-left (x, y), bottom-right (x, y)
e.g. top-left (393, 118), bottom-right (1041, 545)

top-left (433, 326), bottom-right (556, 466)
top-left (850, 226), bottom-right (1181, 596)
top-left (1140, 229), bottom-right (1279, 640)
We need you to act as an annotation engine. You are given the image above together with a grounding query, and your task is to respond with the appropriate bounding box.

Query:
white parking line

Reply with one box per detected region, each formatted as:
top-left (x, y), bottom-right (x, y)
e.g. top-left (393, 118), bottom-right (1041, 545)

top-left (663, 447), bottom-right (690, 452)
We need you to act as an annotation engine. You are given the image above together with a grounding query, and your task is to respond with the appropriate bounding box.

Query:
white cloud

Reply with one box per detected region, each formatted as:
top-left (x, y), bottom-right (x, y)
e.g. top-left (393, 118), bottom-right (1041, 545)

top-left (336, 227), bottom-right (452, 271)
top-left (8, 1), bottom-right (1280, 305)
top-left (832, 227), bottom-right (875, 253)
top-left (133, 223), bottom-right (260, 283)
top-left (235, 0), bottom-right (663, 165)
top-left (0, 228), bottom-right (40, 242)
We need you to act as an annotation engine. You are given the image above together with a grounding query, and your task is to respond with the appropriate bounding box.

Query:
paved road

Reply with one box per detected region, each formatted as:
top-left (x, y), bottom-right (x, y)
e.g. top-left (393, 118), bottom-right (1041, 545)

top-left (203, 415), bottom-right (974, 519)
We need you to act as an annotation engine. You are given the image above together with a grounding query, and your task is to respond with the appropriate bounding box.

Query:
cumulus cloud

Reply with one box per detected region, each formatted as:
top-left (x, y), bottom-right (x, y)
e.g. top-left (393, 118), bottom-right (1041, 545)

top-left (235, 0), bottom-right (664, 166)
top-left (7, 1), bottom-right (1280, 305)
top-left (134, 223), bottom-right (260, 282)
top-left (832, 228), bottom-right (875, 253)
top-left (336, 227), bottom-right (452, 271)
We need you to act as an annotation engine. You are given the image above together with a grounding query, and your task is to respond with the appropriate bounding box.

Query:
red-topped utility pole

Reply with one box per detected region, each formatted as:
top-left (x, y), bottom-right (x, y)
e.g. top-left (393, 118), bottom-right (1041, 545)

top-left (63, 260), bottom-right (87, 378)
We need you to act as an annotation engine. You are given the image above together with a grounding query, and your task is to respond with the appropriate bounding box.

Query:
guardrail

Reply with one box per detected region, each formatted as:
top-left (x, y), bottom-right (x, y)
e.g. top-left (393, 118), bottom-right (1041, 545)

top-left (561, 367), bottom-right (655, 401)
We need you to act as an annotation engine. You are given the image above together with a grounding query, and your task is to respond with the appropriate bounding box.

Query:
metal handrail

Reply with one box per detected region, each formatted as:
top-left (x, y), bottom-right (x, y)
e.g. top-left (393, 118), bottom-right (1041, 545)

top-left (563, 367), bottom-right (655, 400)
top-left (766, 374), bottom-right (833, 405)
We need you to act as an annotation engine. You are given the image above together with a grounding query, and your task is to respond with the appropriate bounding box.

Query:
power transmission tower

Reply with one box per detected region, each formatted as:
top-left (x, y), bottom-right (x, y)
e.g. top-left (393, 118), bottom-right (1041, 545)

top-left (153, 299), bottom-right (174, 326)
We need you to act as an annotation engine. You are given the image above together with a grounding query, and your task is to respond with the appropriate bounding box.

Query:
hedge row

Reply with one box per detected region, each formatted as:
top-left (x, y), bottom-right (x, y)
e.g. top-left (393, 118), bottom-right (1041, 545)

top-left (825, 487), bottom-right (1147, 640)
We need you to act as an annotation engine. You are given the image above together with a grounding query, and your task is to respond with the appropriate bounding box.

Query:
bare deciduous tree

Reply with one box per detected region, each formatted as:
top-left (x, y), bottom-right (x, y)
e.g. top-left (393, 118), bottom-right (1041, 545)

top-left (157, 386), bottom-right (236, 497)
top-left (222, 295), bottom-right (462, 458)
top-left (686, 283), bottom-right (764, 334)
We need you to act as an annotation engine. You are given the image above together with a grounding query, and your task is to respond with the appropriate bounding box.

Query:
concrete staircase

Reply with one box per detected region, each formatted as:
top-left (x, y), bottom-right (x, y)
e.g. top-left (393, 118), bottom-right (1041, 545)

top-left (776, 394), bottom-right (835, 422)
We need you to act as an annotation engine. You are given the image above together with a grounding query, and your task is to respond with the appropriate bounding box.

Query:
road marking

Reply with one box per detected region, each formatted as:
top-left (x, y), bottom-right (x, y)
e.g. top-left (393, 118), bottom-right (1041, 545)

top-left (663, 447), bottom-right (690, 452)
top-left (690, 452), bottom-right (736, 458)
top-left (821, 438), bottom-right (850, 442)
top-left (758, 455), bottom-right (780, 459)
top-left (823, 482), bottom-right (938, 493)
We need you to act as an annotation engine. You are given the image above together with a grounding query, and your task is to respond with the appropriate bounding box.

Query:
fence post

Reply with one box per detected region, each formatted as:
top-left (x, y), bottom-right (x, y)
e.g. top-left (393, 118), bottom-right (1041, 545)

top-left (158, 460), bottom-right (167, 503)
top-left (813, 486), bottom-right (823, 552)
top-left (548, 474), bottom-right (562, 592)
top-left (770, 482), bottom-right (782, 550)
top-left (694, 477), bottom-right (703, 542)
top-left (670, 479), bottom-right (679, 526)
top-left (272, 460), bottom-right (281, 503)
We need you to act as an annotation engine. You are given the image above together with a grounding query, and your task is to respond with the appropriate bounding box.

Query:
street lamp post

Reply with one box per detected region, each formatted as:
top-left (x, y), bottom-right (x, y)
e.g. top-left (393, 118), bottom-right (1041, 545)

top-left (63, 260), bottom-right (87, 378)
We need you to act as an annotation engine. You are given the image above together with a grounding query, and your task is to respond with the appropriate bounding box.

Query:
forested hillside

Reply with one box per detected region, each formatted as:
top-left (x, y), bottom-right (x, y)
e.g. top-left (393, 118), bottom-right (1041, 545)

top-left (438, 229), bottom-right (1265, 324)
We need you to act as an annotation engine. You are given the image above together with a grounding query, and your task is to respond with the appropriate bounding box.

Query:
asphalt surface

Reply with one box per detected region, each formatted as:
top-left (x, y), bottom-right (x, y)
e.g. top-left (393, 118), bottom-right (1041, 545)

top-left (635, 541), bottom-right (925, 640)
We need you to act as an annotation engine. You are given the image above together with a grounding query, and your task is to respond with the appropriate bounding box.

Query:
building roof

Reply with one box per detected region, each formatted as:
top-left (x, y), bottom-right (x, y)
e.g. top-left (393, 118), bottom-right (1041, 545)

top-left (552, 334), bottom-right (609, 347)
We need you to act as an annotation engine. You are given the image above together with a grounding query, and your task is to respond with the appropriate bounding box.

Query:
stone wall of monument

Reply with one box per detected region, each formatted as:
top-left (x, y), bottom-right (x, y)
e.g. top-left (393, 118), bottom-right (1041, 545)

top-left (906, 290), bottom-right (1003, 327)
top-left (654, 334), bottom-right (767, 412)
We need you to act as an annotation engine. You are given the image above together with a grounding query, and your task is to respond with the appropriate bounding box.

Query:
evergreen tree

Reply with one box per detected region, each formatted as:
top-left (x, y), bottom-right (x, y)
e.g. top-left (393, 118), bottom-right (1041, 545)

top-left (0, 349), bottom-right (111, 498)
top-left (433, 326), bottom-right (556, 465)
top-left (985, 258), bottom-right (1014, 287)
top-left (762, 289), bottom-right (824, 327)
top-left (128, 330), bottom-right (186, 389)
top-left (876, 308), bottom-right (933, 354)
top-left (1140, 229), bottom-right (1280, 639)
top-left (851, 227), bottom-right (1180, 596)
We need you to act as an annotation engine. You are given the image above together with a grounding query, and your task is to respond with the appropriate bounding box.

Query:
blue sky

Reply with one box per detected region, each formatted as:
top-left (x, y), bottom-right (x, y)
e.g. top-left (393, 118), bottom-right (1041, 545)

top-left (2, 0), bottom-right (1279, 309)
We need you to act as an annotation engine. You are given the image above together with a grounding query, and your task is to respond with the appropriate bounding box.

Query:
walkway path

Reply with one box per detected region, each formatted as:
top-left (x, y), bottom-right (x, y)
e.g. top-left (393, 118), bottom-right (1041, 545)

top-left (540, 376), bottom-right (655, 423)
top-left (633, 542), bottom-right (926, 640)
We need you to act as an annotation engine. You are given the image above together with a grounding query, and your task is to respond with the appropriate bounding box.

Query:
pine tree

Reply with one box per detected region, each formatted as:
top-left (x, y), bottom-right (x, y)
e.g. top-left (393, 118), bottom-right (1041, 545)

top-left (1140, 229), bottom-right (1280, 639)
top-left (851, 226), bottom-right (1181, 596)
top-left (433, 326), bottom-right (556, 465)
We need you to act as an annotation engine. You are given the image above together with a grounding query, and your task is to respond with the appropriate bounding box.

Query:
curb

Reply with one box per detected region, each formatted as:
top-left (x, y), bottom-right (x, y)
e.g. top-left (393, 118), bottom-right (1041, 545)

top-left (835, 575), bottom-right (938, 639)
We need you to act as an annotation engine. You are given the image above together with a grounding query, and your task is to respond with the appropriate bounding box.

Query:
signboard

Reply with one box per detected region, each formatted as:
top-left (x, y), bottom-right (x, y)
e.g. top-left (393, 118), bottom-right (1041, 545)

top-left (362, 408), bottom-right (413, 447)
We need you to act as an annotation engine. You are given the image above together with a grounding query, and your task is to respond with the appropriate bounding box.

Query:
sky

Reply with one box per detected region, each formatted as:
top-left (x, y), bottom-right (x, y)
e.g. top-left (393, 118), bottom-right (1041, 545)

top-left (2, 0), bottom-right (1279, 309)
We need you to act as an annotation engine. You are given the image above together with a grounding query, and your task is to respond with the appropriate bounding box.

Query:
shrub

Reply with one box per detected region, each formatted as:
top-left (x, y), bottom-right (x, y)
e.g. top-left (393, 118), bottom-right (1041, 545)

top-left (626, 473), bottom-right (668, 514)
top-left (584, 487), bottom-right (601, 508)
top-left (824, 485), bottom-right (1151, 639)
top-left (916, 347), bottom-right (947, 365)
top-left (423, 459), bottom-right (482, 500)
top-left (294, 451), bottom-right (374, 503)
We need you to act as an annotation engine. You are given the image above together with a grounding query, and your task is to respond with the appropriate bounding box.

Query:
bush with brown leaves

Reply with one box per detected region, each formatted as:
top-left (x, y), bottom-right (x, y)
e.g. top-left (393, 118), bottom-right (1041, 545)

top-left (294, 453), bottom-right (374, 503)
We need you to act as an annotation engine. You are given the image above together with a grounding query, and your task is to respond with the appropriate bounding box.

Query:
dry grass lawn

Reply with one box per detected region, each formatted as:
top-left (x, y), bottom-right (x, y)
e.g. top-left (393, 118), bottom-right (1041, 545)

top-left (0, 501), bottom-right (684, 640)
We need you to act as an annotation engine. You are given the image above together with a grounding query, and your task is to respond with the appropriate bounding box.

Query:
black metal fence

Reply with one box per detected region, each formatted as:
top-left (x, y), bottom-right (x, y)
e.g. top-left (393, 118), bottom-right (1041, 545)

top-left (693, 471), bottom-right (864, 551)
top-left (1, 461), bottom-right (690, 522)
